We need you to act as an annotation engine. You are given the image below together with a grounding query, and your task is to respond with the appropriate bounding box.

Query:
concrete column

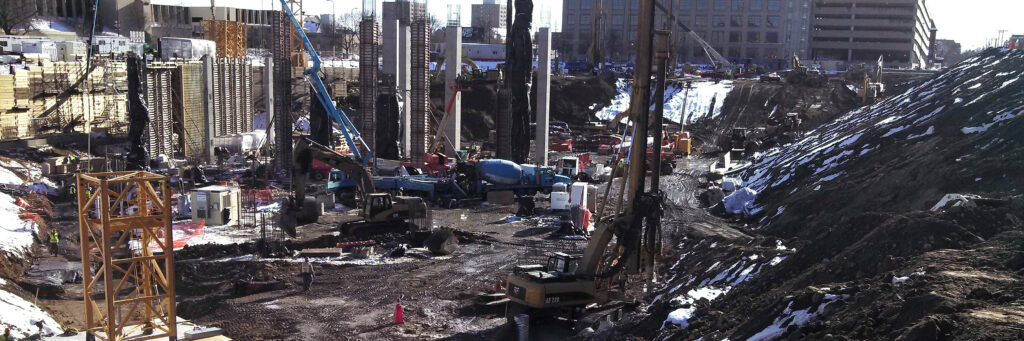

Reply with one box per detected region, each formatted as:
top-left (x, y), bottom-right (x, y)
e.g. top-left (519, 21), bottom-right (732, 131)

top-left (444, 25), bottom-right (462, 156)
top-left (263, 56), bottom-right (275, 145)
top-left (381, 18), bottom-right (399, 77)
top-left (398, 23), bottom-right (412, 159)
top-left (535, 27), bottom-right (552, 166)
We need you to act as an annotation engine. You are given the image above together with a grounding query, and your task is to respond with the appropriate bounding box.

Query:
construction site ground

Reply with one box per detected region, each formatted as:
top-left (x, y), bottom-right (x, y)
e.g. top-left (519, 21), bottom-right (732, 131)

top-left (0, 155), bottom-right (706, 341)
top-left (158, 157), bottom-right (719, 340)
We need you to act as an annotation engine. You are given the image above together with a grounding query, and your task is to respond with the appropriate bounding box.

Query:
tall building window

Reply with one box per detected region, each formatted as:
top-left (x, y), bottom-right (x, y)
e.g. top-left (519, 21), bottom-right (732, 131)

top-left (766, 31), bottom-right (779, 43)
top-left (729, 31), bottom-right (741, 42)
top-left (567, 0), bottom-right (579, 9)
top-left (766, 15), bottom-right (780, 28)
top-left (713, 15), bottom-right (726, 27)
top-left (730, 15), bottom-right (742, 27)
top-left (767, 0), bottom-right (781, 11)
top-left (728, 47), bottom-right (740, 58)
top-left (749, 0), bottom-right (763, 11)
top-left (613, 0), bottom-right (625, 9)
top-left (746, 48), bottom-right (759, 59)
top-left (582, 0), bottom-right (592, 9)
top-left (581, 14), bottom-right (591, 25)
top-left (695, 15), bottom-right (708, 27)
top-left (697, 0), bottom-right (709, 11)
top-left (680, 0), bottom-right (693, 10)
top-left (748, 16), bottom-right (761, 28)
top-left (711, 31), bottom-right (725, 43)
top-left (732, 0), bottom-right (745, 11)
top-left (715, 0), bottom-right (728, 11)
top-left (747, 31), bottom-right (760, 43)
top-left (612, 15), bottom-right (624, 25)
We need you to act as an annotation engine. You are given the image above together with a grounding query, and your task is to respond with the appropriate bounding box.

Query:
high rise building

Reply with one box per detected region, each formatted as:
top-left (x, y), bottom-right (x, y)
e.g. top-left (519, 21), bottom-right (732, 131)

top-left (471, 0), bottom-right (508, 41)
top-left (559, 0), bottom-right (812, 67)
top-left (810, 0), bottom-right (935, 68)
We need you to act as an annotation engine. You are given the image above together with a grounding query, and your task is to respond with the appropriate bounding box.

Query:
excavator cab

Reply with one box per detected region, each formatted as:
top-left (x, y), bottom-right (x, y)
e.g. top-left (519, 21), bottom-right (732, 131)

top-left (364, 193), bottom-right (394, 219)
top-left (545, 253), bottom-right (581, 274)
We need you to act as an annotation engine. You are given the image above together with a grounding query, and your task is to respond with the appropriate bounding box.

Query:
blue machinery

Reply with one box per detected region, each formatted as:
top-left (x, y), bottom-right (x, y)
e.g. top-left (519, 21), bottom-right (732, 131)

top-left (278, 0), bottom-right (372, 165)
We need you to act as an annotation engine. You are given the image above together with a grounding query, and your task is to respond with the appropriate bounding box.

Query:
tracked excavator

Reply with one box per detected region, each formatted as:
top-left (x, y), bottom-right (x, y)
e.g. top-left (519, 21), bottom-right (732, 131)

top-left (275, 1), bottom-right (432, 240)
top-left (504, 0), bottom-right (667, 327)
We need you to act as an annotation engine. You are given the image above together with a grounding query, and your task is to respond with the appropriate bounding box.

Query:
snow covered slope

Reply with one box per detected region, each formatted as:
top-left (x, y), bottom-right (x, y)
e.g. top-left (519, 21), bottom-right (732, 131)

top-left (738, 49), bottom-right (1024, 237)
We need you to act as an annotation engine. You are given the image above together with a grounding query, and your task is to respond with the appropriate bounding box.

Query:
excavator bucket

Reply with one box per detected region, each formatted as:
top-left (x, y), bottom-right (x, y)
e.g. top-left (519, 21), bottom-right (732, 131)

top-left (425, 227), bottom-right (459, 255)
top-left (277, 199), bottom-right (299, 238)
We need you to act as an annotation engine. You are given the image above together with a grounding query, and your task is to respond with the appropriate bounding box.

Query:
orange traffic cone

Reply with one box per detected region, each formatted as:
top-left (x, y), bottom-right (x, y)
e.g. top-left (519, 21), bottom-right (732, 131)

top-left (393, 298), bottom-right (405, 324)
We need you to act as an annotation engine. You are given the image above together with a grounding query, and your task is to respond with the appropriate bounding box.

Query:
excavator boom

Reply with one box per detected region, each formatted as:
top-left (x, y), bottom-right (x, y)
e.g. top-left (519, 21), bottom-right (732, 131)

top-left (278, 0), bottom-right (372, 165)
top-left (652, 0), bottom-right (734, 71)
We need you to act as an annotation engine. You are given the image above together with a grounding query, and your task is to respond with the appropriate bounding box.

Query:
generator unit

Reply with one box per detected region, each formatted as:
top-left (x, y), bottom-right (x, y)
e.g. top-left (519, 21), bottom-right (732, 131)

top-left (190, 185), bottom-right (240, 226)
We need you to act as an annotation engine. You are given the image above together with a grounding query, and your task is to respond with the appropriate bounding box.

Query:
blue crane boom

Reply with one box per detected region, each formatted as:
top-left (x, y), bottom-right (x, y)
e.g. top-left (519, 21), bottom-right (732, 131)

top-left (278, 0), bottom-right (372, 165)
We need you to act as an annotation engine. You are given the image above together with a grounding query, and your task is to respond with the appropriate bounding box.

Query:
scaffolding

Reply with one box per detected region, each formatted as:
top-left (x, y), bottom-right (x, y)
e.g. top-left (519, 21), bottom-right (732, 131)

top-left (200, 20), bottom-right (248, 58)
top-left (76, 171), bottom-right (176, 341)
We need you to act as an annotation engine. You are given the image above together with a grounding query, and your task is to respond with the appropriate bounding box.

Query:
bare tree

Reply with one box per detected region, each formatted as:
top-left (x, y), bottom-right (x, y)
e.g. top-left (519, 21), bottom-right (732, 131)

top-left (426, 13), bottom-right (443, 35)
top-left (337, 12), bottom-right (360, 56)
top-left (0, 0), bottom-right (38, 35)
top-left (474, 17), bottom-right (499, 43)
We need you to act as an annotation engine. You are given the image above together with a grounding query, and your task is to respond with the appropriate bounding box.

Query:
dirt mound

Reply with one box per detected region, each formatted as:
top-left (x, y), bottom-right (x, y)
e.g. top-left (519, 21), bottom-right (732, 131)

top-left (743, 49), bottom-right (1024, 239)
top-left (611, 49), bottom-right (1024, 340)
top-left (687, 79), bottom-right (860, 153)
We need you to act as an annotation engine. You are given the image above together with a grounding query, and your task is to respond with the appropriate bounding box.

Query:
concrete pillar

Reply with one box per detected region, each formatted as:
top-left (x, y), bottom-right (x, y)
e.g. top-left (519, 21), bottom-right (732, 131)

top-left (398, 23), bottom-right (412, 159)
top-left (263, 56), bottom-right (275, 145)
top-left (535, 27), bottom-right (552, 166)
top-left (444, 25), bottom-right (462, 156)
top-left (381, 18), bottom-right (399, 78)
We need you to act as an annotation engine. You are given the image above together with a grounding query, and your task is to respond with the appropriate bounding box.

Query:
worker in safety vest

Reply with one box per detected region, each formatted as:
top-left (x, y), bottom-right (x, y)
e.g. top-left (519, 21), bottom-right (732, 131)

top-left (299, 257), bottom-right (315, 292)
top-left (2, 327), bottom-right (13, 341)
top-left (48, 229), bottom-right (59, 256)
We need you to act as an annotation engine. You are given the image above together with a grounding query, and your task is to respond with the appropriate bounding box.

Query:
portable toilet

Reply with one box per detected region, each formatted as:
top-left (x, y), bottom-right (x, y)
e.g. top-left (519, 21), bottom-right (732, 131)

top-left (570, 183), bottom-right (589, 210)
top-left (189, 185), bottom-right (241, 226)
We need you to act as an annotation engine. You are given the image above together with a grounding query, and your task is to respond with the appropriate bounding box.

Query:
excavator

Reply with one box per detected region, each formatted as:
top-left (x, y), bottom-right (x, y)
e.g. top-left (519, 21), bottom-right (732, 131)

top-left (275, 1), bottom-right (432, 239)
top-left (504, 0), bottom-right (666, 328)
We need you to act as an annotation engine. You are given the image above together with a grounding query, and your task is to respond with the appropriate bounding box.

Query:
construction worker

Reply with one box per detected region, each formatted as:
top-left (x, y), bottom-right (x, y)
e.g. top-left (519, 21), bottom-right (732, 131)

top-left (66, 182), bottom-right (77, 201)
top-left (2, 327), bottom-right (13, 341)
top-left (48, 229), bottom-right (60, 256)
top-left (299, 257), bottom-right (315, 292)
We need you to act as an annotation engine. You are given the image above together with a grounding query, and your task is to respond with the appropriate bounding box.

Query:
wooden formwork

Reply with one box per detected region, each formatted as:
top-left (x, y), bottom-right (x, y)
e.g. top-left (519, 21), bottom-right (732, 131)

top-left (76, 171), bottom-right (176, 341)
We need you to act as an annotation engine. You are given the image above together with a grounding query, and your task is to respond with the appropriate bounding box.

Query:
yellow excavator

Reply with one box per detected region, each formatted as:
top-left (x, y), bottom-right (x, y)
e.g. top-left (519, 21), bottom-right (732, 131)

top-left (279, 138), bottom-right (431, 239)
top-left (504, 0), bottom-right (666, 325)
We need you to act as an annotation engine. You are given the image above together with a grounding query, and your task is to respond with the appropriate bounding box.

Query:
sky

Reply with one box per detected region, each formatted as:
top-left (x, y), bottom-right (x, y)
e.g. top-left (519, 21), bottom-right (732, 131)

top-left (159, 0), bottom-right (1023, 50)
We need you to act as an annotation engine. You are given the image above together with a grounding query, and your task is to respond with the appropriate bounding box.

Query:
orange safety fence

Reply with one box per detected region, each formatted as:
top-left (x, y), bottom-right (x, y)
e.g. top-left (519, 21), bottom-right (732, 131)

top-left (149, 220), bottom-right (206, 252)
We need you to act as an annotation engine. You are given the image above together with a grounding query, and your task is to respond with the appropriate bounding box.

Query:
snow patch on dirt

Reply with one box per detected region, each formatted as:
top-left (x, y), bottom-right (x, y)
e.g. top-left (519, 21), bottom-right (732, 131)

top-left (747, 294), bottom-right (845, 341)
top-left (0, 289), bottom-right (62, 338)
top-left (595, 79), bottom-right (733, 124)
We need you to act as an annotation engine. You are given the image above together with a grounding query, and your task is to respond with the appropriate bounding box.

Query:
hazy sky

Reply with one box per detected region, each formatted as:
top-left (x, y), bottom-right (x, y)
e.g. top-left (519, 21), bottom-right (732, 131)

top-left (160, 0), bottom-right (1023, 50)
